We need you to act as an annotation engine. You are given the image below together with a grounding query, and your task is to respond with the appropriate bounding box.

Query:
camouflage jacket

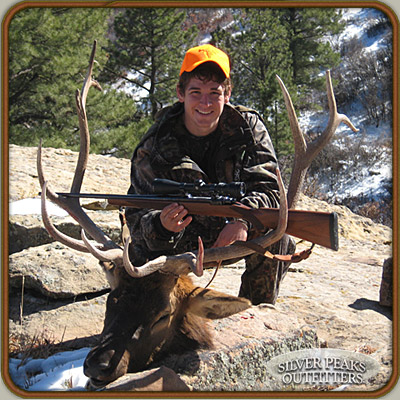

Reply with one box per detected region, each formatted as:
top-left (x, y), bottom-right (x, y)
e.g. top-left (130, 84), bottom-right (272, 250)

top-left (125, 102), bottom-right (280, 264)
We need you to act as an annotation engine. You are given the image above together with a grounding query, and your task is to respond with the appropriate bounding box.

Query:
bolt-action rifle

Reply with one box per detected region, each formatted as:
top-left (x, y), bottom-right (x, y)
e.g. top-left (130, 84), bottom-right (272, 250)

top-left (56, 178), bottom-right (339, 251)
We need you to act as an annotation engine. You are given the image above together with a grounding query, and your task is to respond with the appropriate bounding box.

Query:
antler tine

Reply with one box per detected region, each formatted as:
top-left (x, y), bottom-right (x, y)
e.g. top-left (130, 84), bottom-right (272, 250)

top-left (41, 181), bottom-right (91, 252)
top-left (37, 140), bottom-right (58, 203)
top-left (79, 40), bottom-right (102, 112)
top-left (276, 71), bottom-right (358, 209)
top-left (122, 169), bottom-right (287, 278)
top-left (275, 75), bottom-right (307, 156)
top-left (38, 40), bottom-right (119, 251)
top-left (72, 40), bottom-right (102, 194)
top-left (81, 229), bottom-right (123, 263)
top-left (307, 70), bottom-right (359, 161)
top-left (122, 236), bottom-right (203, 278)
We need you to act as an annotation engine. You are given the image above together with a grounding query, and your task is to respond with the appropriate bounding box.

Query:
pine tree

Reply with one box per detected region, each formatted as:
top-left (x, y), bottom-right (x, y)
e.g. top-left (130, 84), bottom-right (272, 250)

top-left (103, 8), bottom-right (198, 118)
top-left (9, 8), bottom-right (107, 146)
top-left (8, 7), bottom-right (150, 155)
top-left (277, 8), bottom-right (344, 105)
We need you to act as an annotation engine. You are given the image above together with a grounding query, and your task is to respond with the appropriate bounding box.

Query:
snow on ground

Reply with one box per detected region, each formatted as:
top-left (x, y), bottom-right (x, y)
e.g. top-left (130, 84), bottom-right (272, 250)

top-left (298, 1), bottom-right (393, 204)
top-left (338, 7), bottom-right (388, 49)
top-left (330, 159), bottom-right (391, 201)
top-left (9, 198), bottom-right (68, 217)
top-left (8, 198), bottom-right (91, 392)
top-left (9, 348), bottom-right (91, 391)
top-left (297, 103), bottom-right (392, 203)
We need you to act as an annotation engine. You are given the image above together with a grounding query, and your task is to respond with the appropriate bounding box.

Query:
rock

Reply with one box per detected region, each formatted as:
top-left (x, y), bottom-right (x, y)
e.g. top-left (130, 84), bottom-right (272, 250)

top-left (161, 306), bottom-right (319, 391)
top-left (296, 194), bottom-right (391, 244)
top-left (9, 210), bottom-right (121, 255)
top-left (9, 214), bottom-right (54, 255)
top-left (379, 257), bottom-right (393, 307)
top-left (9, 144), bottom-right (131, 202)
top-left (9, 293), bottom-right (107, 346)
top-left (9, 242), bottom-right (110, 299)
top-left (101, 366), bottom-right (190, 391)
top-left (191, 238), bottom-right (393, 391)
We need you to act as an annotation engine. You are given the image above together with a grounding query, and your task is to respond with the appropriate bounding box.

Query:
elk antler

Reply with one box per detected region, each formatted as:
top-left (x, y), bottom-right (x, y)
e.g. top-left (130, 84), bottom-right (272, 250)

top-left (38, 40), bottom-right (120, 253)
top-left (36, 42), bottom-right (208, 278)
top-left (276, 71), bottom-right (359, 209)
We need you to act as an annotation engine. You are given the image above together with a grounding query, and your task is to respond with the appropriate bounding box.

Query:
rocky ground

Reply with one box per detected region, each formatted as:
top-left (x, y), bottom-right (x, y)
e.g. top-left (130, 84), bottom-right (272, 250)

top-left (6, 144), bottom-right (394, 393)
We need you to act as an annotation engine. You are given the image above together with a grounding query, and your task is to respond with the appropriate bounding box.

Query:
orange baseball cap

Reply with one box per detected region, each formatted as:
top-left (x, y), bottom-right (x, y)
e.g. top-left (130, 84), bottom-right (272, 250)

top-left (179, 44), bottom-right (230, 78)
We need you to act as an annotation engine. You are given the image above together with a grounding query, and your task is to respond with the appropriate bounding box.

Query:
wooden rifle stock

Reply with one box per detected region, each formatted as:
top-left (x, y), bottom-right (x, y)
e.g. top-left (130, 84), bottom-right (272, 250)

top-left (110, 198), bottom-right (338, 251)
top-left (55, 193), bottom-right (339, 251)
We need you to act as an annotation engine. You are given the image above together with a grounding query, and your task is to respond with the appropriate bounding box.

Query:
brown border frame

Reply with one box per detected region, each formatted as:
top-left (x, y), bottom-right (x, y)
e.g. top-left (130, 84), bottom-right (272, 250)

top-left (1, 1), bottom-right (399, 398)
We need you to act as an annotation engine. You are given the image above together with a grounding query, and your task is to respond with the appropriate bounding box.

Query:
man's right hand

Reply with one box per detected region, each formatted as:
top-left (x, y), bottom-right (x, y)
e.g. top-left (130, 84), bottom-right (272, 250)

top-left (160, 203), bottom-right (193, 233)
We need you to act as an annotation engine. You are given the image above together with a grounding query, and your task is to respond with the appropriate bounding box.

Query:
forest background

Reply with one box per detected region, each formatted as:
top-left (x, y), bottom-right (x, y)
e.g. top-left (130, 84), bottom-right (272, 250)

top-left (7, 6), bottom-right (393, 225)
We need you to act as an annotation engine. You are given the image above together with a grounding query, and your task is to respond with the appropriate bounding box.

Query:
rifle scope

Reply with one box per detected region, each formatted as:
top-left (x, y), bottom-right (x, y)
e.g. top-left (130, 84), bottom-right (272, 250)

top-left (152, 178), bottom-right (246, 200)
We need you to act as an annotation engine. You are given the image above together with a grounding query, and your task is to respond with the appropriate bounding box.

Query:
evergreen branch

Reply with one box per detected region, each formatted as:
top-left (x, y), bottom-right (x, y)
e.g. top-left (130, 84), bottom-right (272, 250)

top-left (102, 65), bottom-right (150, 92)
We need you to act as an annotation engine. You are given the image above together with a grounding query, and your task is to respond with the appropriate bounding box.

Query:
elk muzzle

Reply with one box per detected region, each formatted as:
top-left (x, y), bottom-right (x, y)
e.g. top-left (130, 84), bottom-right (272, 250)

top-left (84, 334), bottom-right (131, 388)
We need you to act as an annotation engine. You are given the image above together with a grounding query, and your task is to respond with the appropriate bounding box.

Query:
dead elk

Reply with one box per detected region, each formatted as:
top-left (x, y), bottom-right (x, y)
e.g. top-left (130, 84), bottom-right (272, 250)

top-left (37, 41), bottom-right (357, 388)
top-left (82, 271), bottom-right (251, 388)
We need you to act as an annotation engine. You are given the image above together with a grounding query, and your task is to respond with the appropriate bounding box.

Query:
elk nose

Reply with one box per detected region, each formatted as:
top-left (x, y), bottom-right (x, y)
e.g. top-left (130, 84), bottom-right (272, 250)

top-left (84, 348), bottom-right (115, 379)
top-left (88, 349), bottom-right (115, 371)
top-left (98, 362), bottom-right (110, 370)
top-left (97, 349), bottom-right (115, 370)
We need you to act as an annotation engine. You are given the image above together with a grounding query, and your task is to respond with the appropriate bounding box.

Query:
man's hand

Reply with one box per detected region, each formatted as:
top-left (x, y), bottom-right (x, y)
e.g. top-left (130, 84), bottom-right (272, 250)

top-left (160, 203), bottom-right (192, 233)
top-left (212, 221), bottom-right (248, 248)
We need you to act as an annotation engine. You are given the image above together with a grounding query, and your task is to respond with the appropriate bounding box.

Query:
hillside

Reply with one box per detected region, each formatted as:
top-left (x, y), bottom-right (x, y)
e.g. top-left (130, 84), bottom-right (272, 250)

top-left (299, 7), bottom-right (393, 220)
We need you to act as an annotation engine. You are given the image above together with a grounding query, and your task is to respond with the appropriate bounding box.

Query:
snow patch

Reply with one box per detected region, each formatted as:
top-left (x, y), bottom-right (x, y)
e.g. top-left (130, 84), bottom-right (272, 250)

top-left (9, 348), bottom-right (91, 391)
top-left (9, 198), bottom-right (68, 217)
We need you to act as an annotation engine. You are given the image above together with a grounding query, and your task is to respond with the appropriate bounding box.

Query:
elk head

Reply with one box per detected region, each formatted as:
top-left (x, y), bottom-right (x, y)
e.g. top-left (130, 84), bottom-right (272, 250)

top-left (82, 272), bottom-right (251, 388)
top-left (37, 41), bottom-right (357, 388)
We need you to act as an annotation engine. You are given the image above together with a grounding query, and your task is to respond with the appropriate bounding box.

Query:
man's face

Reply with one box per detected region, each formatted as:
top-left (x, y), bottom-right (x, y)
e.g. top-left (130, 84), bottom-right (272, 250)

top-left (177, 77), bottom-right (231, 137)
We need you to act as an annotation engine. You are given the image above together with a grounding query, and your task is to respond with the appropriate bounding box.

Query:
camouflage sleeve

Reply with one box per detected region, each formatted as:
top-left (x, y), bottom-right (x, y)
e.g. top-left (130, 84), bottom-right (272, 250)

top-left (239, 112), bottom-right (280, 209)
top-left (125, 132), bottom-right (184, 252)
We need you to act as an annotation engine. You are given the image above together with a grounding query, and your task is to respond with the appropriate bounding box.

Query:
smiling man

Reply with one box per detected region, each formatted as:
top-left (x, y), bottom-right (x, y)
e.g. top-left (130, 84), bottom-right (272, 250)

top-left (125, 44), bottom-right (295, 304)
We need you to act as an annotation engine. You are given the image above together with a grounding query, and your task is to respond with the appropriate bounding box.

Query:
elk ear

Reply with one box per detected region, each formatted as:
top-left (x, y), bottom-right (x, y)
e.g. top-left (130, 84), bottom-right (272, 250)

top-left (186, 287), bottom-right (251, 319)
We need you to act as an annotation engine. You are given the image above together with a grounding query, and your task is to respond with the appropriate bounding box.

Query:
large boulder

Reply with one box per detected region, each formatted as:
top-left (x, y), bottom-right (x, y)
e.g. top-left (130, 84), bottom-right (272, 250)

top-left (9, 243), bottom-right (110, 299)
top-left (9, 144), bottom-right (131, 202)
top-left (9, 210), bottom-right (121, 255)
top-left (9, 293), bottom-right (107, 348)
top-left (162, 306), bottom-right (319, 391)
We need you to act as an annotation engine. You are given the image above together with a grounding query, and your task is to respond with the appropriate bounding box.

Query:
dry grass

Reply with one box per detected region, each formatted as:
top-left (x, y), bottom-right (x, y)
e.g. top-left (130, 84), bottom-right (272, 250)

top-left (9, 328), bottom-right (66, 365)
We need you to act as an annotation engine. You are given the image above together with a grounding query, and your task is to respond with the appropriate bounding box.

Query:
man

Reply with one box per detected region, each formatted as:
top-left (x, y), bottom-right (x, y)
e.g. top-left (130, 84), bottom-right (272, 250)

top-left (125, 44), bottom-right (295, 304)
